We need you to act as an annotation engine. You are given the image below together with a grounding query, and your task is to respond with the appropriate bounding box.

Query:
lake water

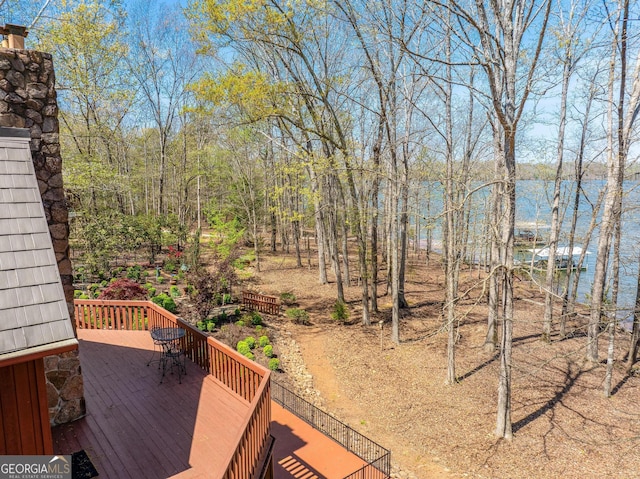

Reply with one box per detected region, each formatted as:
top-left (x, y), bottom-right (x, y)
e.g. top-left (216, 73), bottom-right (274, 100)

top-left (422, 179), bottom-right (640, 322)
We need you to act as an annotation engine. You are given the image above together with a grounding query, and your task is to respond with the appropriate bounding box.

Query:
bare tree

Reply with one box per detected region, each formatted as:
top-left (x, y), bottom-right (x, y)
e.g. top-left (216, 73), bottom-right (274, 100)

top-left (542, 0), bottom-right (594, 341)
top-left (587, 0), bottom-right (640, 363)
top-left (442, 0), bottom-right (552, 439)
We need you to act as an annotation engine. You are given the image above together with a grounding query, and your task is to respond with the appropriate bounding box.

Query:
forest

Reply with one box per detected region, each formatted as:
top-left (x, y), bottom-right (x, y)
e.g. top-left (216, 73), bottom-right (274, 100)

top-left (7, 0), bottom-right (640, 443)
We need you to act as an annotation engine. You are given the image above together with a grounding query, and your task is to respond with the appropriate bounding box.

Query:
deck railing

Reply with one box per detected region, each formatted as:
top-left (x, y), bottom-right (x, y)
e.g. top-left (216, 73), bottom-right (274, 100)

top-left (242, 291), bottom-right (280, 315)
top-left (271, 381), bottom-right (391, 479)
top-left (73, 299), bottom-right (272, 478)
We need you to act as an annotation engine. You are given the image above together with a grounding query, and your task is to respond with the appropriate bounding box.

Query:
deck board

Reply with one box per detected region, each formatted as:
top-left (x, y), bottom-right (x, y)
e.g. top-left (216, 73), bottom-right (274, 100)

top-left (52, 330), bottom-right (249, 479)
top-left (271, 403), bottom-right (368, 479)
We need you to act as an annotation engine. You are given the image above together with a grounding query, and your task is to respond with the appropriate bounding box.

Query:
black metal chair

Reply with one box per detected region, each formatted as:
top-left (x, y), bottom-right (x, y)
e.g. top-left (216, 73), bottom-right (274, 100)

top-left (147, 326), bottom-right (164, 367)
top-left (160, 341), bottom-right (187, 384)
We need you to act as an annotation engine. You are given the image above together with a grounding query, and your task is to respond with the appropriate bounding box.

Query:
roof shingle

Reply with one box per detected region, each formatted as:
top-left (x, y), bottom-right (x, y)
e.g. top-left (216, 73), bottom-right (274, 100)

top-left (0, 128), bottom-right (76, 359)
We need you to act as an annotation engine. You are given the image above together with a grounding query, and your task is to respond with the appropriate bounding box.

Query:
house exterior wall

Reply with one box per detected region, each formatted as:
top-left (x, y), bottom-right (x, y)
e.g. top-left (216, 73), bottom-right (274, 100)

top-left (0, 48), bottom-right (85, 425)
top-left (0, 359), bottom-right (53, 454)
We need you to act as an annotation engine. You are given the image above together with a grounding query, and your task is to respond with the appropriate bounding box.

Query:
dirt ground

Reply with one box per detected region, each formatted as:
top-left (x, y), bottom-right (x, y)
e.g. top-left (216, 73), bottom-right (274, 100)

top-left (245, 247), bottom-right (640, 479)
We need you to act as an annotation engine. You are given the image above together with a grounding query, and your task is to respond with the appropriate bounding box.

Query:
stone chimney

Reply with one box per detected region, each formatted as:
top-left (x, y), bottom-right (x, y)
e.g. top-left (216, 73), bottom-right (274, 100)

top-left (0, 35), bottom-right (86, 425)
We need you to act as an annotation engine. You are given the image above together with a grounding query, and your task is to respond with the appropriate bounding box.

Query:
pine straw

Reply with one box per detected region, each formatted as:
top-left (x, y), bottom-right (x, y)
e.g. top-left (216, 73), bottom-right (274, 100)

top-left (251, 250), bottom-right (640, 479)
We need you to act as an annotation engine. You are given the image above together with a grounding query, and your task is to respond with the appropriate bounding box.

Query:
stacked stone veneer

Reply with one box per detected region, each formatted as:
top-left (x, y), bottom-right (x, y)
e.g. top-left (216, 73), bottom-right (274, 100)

top-left (0, 48), bottom-right (85, 425)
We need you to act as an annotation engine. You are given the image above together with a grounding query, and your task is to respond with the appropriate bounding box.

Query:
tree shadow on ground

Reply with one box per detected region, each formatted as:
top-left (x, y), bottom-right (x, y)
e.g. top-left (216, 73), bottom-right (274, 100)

top-left (512, 367), bottom-right (582, 433)
top-left (458, 353), bottom-right (499, 382)
top-left (610, 372), bottom-right (633, 396)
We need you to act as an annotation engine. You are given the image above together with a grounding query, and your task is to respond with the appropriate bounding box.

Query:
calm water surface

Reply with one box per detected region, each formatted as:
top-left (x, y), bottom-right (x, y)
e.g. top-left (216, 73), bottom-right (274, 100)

top-left (423, 180), bottom-right (640, 321)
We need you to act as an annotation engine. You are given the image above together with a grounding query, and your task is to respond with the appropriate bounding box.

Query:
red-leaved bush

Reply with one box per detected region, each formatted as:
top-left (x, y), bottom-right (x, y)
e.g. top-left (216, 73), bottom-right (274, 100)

top-left (98, 278), bottom-right (149, 301)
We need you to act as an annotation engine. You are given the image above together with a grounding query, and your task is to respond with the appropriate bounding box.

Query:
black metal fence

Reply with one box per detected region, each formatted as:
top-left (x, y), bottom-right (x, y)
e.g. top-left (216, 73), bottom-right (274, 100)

top-left (271, 381), bottom-right (391, 479)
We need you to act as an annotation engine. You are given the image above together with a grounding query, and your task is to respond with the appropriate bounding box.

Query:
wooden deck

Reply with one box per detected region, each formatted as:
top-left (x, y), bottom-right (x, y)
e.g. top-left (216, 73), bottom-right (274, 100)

top-left (271, 403), bottom-right (367, 479)
top-left (52, 328), bottom-right (374, 479)
top-left (52, 329), bottom-right (249, 479)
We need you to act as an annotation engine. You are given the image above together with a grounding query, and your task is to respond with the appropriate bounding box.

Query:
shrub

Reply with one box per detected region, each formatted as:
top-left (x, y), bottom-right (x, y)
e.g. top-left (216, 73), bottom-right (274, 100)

top-left (157, 276), bottom-right (165, 284)
top-left (143, 282), bottom-right (153, 290)
top-left (89, 283), bottom-right (100, 293)
top-left (196, 321), bottom-right (206, 331)
top-left (259, 335), bottom-right (270, 347)
top-left (110, 277), bottom-right (118, 284)
top-left (98, 279), bottom-right (149, 301)
top-left (163, 296), bottom-right (177, 313)
top-left (74, 290), bottom-right (84, 299)
top-left (207, 321), bottom-right (216, 332)
top-left (188, 256), bottom-right (237, 317)
top-left (263, 345), bottom-right (273, 357)
top-left (126, 265), bottom-right (142, 281)
top-left (234, 307), bottom-right (241, 316)
top-left (100, 280), bottom-right (108, 288)
top-left (245, 336), bottom-right (256, 349)
top-left (169, 285), bottom-right (180, 298)
top-left (236, 340), bottom-right (251, 355)
top-left (147, 287), bottom-right (157, 297)
top-left (280, 291), bottom-right (296, 305)
top-left (223, 293), bottom-right (232, 304)
top-left (75, 291), bottom-right (89, 300)
top-left (285, 308), bottom-right (309, 325)
top-left (331, 300), bottom-right (350, 323)
top-left (152, 293), bottom-right (177, 313)
top-left (164, 259), bottom-right (177, 274)
top-left (268, 358), bottom-right (280, 371)
top-left (244, 352), bottom-right (255, 360)
top-left (250, 311), bottom-right (262, 326)
top-left (236, 320), bottom-right (245, 327)
top-left (255, 325), bottom-right (263, 333)
top-left (218, 311), bottom-right (228, 323)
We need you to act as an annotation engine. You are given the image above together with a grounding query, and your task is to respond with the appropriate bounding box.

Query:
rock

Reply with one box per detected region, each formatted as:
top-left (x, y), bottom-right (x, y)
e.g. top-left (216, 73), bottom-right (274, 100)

top-left (51, 203), bottom-right (68, 223)
top-left (25, 108), bottom-right (42, 123)
top-left (58, 357), bottom-right (79, 372)
top-left (42, 116), bottom-right (57, 133)
top-left (44, 355), bottom-right (59, 370)
top-left (29, 121), bottom-right (42, 138)
top-left (53, 239), bottom-right (69, 256)
top-left (26, 82), bottom-right (47, 99)
top-left (53, 398), bottom-right (86, 425)
top-left (60, 375), bottom-right (84, 400)
top-left (9, 55), bottom-right (24, 72)
top-left (57, 258), bottom-right (72, 275)
top-left (6, 91), bottom-right (25, 104)
top-left (48, 172), bottom-right (63, 188)
top-left (5, 70), bottom-right (25, 88)
top-left (0, 113), bottom-right (24, 127)
top-left (43, 186), bottom-right (65, 202)
top-left (43, 104), bottom-right (57, 116)
top-left (49, 223), bottom-right (67, 240)
top-left (46, 382), bottom-right (59, 408)
top-left (46, 370), bottom-right (70, 390)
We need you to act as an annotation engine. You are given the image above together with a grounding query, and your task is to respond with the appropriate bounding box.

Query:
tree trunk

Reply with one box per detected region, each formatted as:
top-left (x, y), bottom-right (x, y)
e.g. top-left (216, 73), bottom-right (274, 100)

top-left (542, 53), bottom-right (571, 342)
top-left (560, 74), bottom-right (596, 335)
top-left (604, 218), bottom-right (622, 397)
top-left (588, 2), bottom-right (628, 363)
top-left (625, 252), bottom-right (640, 372)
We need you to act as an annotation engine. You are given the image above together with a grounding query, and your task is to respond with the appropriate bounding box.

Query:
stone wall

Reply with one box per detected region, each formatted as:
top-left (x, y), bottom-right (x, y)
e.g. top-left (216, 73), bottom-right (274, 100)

top-left (0, 48), bottom-right (85, 425)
